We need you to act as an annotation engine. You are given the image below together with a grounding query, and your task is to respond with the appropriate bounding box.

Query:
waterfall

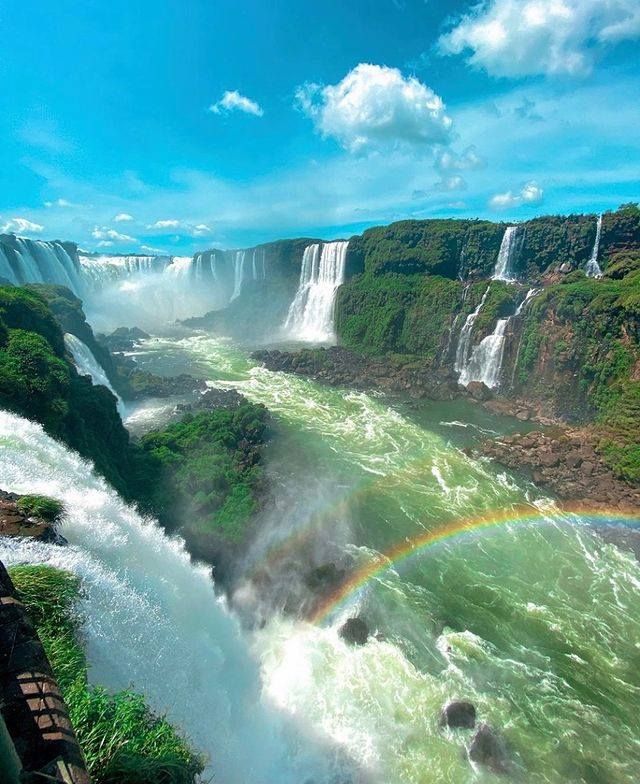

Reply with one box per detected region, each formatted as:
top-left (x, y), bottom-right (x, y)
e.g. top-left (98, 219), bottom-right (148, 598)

top-left (284, 241), bottom-right (349, 343)
top-left (492, 226), bottom-right (521, 281)
top-left (64, 333), bottom-right (125, 416)
top-left (0, 237), bottom-right (83, 292)
top-left (231, 250), bottom-right (246, 301)
top-left (585, 214), bottom-right (603, 278)
top-left (454, 285), bottom-right (491, 374)
top-left (0, 410), bottom-right (346, 783)
top-left (78, 254), bottom-right (172, 288)
top-left (515, 286), bottom-right (541, 315)
top-left (458, 318), bottom-right (509, 388)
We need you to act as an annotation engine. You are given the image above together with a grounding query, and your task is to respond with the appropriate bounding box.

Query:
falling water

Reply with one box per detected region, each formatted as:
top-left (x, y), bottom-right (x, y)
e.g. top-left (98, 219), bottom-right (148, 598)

top-left (284, 241), bottom-right (349, 342)
top-left (63, 333), bottom-right (125, 416)
top-left (585, 214), bottom-right (603, 278)
top-left (454, 285), bottom-right (491, 374)
top-left (0, 237), bottom-right (83, 292)
top-left (0, 410), bottom-right (351, 784)
top-left (230, 251), bottom-right (246, 301)
top-left (78, 254), bottom-right (171, 288)
top-left (492, 226), bottom-right (521, 282)
top-left (458, 319), bottom-right (509, 389)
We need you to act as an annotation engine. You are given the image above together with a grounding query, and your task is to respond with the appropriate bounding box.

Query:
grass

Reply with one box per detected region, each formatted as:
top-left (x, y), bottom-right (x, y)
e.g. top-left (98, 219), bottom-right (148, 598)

top-left (15, 494), bottom-right (65, 524)
top-left (9, 564), bottom-right (204, 784)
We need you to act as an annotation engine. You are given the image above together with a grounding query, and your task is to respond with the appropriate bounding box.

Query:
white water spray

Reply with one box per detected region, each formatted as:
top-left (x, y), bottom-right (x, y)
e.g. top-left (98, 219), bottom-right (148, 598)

top-left (454, 285), bottom-right (491, 374)
top-left (585, 214), bottom-right (603, 278)
top-left (64, 333), bottom-right (125, 416)
top-left (284, 241), bottom-right (349, 342)
top-left (458, 318), bottom-right (509, 389)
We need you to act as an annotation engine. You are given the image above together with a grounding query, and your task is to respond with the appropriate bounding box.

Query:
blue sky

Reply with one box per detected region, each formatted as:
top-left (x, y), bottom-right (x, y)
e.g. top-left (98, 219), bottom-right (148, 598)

top-left (0, 0), bottom-right (638, 254)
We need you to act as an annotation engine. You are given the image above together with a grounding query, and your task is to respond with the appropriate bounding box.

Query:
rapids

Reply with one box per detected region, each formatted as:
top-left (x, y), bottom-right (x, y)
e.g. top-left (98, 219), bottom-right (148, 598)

top-left (2, 329), bottom-right (640, 783)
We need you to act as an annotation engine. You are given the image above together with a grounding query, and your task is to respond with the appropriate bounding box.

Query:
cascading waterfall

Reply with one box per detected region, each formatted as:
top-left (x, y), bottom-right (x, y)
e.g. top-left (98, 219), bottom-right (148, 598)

top-left (231, 250), bottom-right (246, 301)
top-left (284, 241), bottom-right (349, 342)
top-left (585, 214), bottom-right (603, 278)
top-left (0, 237), bottom-right (83, 292)
top-left (78, 254), bottom-right (172, 288)
top-left (458, 318), bottom-right (509, 388)
top-left (64, 333), bottom-right (125, 416)
top-left (454, 285), bottom-right (491, 373)
top-left (492, 225), bottom-right (521, 281)
top-left (0, 410), bottom-right (350, 784)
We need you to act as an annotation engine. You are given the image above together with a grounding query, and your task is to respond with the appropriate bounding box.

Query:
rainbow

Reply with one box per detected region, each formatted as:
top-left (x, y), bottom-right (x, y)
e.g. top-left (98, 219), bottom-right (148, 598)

top-left (309, 502), bottom-right (640, 625)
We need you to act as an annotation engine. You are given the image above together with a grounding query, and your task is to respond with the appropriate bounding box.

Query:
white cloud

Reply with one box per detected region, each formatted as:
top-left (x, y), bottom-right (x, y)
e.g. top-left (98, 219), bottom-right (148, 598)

top-left (44, 198), bottom-right (75, 208)
top-left (192, 224), bottom-right (212, 236)
top-left (440, 0), bottom-right (640, 77)
top-left (147, 219), bottom-right (181, 229)
top-left (92, 226), bottom-right (137, 242)
top-left (435, 145), bottom-right (485, 172)
top-left (489, 180), bottom-right (544, 209)
top-left (1, 217), bottom-right (44, 234)
top-left (296, 63), bottom-right (453, 152)
top-left (434, 175), bottom-right (467, 191)
top-left (141, 244), bottom-right (166, 254)
top-left (114, 213), bottom-right (134, 222)
top-left (209, 90), bottom-right (264, 117)
top-left (96, 240), bottom-right (114, 248)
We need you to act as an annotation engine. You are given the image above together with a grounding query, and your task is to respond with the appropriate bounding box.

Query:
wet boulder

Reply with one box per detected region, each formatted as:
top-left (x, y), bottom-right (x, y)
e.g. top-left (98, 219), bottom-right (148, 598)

top-left (338, 617), bottom-right (369, 646)
top-left (468, 724), bottom-right (509, 774)
top-left (440, 700), bottom-right (476, 729)
top-left (466, 381), bottom-right (493, 402)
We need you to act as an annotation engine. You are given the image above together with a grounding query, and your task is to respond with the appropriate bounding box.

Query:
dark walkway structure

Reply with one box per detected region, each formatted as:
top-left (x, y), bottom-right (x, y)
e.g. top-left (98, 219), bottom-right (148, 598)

top-left (0, 560), bottom-right (90, 784)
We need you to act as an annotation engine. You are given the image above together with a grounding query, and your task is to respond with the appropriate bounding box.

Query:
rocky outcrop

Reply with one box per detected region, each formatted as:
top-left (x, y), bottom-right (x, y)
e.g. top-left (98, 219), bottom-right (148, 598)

top-left (253, 347), bottom-right (463, 400)
top-left (468, 724), bottom-right (510, 774)
top-left (97, 326), bottom-right (150, 353)
top-left (0, 491), bottom-right (67, 544)
top-left (479, 429), bottom-right (640, 512)
top-left (338, 617), bottom-right (369, 646)
top-left (440, 701), bottom-right (476, 730)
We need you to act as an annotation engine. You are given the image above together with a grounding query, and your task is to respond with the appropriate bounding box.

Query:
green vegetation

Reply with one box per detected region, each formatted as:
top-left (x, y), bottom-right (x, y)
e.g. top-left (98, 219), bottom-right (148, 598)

top-left (0, 285), bottom-right (137, 496)
top-left (15, 494), bottom-right (64, 523)
top-left (137, 402), bottom-right (268, 546)
top-left (9, 565), bottom-right (203, 784)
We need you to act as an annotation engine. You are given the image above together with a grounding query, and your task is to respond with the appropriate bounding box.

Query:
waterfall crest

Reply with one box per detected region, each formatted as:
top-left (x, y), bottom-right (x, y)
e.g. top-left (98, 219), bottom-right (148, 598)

top-left (284, 241), bottom-right (349, 342)
top-left (492, 226), bottom-right (521, 281)
top-left (64, 333), bottom-right (125, 416)
top-left (585, 214), bottom-right (603, 278)
top-left (0, 237), bottom-right (83, 292)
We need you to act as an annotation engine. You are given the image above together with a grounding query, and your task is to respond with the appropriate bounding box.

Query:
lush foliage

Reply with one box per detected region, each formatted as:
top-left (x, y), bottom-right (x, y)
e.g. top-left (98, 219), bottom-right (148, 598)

top-left (137, 403), bottom-right (268, 545)
top-left (15, 494), bottom-right (64, 523)
top-left (0, 285), bottom-right (138, 497)
top-left (9, 565), bottom-right (203, 784)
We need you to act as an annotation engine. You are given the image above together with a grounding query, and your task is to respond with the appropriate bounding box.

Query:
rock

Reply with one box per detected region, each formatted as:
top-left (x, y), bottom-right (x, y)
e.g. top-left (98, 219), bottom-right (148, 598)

top-left (338, 617), bottom-right (369, 646)
top-left (468, 724), bottom-right (509, 774)
top-left (440, 701), bottom-right (476, 729)
top-left (466, 381), bottom-right (493, 402)
top-left (515, 409), bottom-right (531, 421)
top-left (565, 453), bottom-right (583, 469)
top-left (539, 452), bottom-right (560, 468)
top-left (581, 461), bottom-right (595, 476)
top-left (305, 563), bottom-right (346, 593)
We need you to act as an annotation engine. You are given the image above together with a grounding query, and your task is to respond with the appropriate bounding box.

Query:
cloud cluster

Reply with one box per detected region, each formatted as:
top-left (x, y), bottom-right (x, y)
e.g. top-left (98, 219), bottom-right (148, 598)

top-left (489, 181), bottom-right (544, 209)
top-left (146, 219), bottom-right (212, 236)
top-left (92, 226), bottom-right (136, 243)
top-left (114, 212), bottom-right (134, 222)
top-left (1, 217), bottom-right (44, 235)
top-left (296, 63), bottom-right (453, 152)
top-left (440, 0), bottom-right (640, 77)
top-left (210, 90), bottom-right (264, 117)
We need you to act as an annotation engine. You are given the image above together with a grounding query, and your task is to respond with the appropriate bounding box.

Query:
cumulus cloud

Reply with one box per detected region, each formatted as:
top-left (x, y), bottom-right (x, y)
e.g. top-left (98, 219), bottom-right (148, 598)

top-left (92, 226), bottom-right (137, 242)
top-left (96, 240), bottom-right (114, 248)
top-left (296, 63), bottom-right (453, 152)
top-left (489, 181), bottom-right (544, 209)
top-left (114, 213), bottom-right (134, 222)
top-left (439, 0), bottom-right (640, 77)
top-left (147, 219), bottom-right (212, 236)
top-left (434, 175), bottom-right (467, 191)
top-left (209, 90), bottom-right (264, 117)
top-left (1, 217), bottom-right (44, 235)
top-left (435, 145), bottom-right (485, 172)
top-left (148, 219), bottom-right (181, 229)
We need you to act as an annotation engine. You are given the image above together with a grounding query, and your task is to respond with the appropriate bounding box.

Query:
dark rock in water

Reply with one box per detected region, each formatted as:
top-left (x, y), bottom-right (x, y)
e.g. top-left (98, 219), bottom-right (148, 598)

top-left (465, 381), bottom-right (493, 401)
top-left (468, 724), bottom-right (509, 773)
top-left (338, 617), bottom-right (369, 646)
top-left (305, 563), bottom-right (346, 593)
top-left (440, 700), bottom-right (476, 729)
top-left (99, 325), bottom-right (151, 352)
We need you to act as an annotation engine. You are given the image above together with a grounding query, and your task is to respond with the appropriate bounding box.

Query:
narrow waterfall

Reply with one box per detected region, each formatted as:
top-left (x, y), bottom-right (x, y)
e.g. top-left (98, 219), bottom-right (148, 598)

top-left (458, 319), bottom-right (509, 388)
top-left (0, 237), bottom-right (83, 292)
top-left (284, 241), bottom-right (349, 342)
top-left (585, 214), bottom-right (603, 278)
top-left (492, 226), bottom-right (521, 281)
top-left (454, 285), bottom-right (491, 373)
top-left (231, 250), bottom-right (246, 301)
top-left (0, 411), bottom-right (343, 784)
top-left (64, 333), bottom-right (125, 416)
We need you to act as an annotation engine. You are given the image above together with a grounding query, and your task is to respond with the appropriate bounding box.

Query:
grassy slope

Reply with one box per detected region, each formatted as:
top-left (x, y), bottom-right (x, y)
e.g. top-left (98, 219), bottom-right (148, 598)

top-left (9, 564), bottom-right (203, 784)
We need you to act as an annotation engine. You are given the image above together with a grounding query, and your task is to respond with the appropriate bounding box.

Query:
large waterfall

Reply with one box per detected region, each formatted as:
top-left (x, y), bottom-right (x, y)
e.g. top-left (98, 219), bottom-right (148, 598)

top-left (0, 237), bottom-right (83, 292)
top-left (492, 226), bottom-right (521, 281)
top-left (0, 410), bottom-right (347, 784)
top-left (585, 214), bottom-right (603, 278)
top-left (64, 333), bottom-right (125, 416)
top-left (284, 241), bottom-right (349, 342)
top-left (230, 248), bottom-right (266, 301)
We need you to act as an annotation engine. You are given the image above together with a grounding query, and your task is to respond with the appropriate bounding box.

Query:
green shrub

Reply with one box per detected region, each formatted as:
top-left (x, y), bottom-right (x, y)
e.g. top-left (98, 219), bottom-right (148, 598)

top-left (15, 494), bottom-right (65, 523)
